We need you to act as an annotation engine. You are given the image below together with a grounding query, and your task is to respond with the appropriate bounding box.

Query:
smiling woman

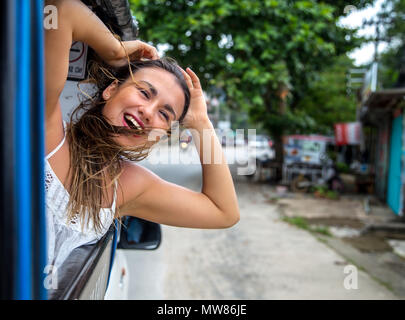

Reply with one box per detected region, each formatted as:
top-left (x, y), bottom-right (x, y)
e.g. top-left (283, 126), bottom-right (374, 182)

top-left (45, 0), bottom-right (239, 271)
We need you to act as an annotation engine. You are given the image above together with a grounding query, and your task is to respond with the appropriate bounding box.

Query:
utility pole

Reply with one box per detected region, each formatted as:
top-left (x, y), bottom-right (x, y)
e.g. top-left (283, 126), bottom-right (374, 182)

top-left (374, 22), bottom-right (380, 63)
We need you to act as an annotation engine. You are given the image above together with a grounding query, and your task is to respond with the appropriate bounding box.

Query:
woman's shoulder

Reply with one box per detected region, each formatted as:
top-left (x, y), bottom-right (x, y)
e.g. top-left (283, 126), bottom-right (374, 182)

top-left (121, 160), bottom-right (159, 178)
top-left (117, 160), bottom-right (160, 207)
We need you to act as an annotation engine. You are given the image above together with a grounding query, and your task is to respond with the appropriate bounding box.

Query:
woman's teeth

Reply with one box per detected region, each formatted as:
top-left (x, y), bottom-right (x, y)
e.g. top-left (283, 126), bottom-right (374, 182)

top-left (124, 114), bottom-right (142, 130)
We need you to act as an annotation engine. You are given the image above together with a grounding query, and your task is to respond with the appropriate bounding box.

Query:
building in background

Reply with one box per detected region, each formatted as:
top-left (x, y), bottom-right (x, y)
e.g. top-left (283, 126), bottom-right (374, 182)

top-left (359, 60), bottom-right (405, 216)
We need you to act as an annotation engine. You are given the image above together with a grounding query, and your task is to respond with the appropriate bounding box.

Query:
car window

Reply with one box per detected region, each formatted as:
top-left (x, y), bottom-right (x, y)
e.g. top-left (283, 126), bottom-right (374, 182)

top-left (48, 225), bottom-right (115, 300)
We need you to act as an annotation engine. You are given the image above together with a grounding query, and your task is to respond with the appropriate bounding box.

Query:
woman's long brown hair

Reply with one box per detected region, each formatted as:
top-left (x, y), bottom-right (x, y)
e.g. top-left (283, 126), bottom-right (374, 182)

top-left (65, 57), bottom-right (190, 233)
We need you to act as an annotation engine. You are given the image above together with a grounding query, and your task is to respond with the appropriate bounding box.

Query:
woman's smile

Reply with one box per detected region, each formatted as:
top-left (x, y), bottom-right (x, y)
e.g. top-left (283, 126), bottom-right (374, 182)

top-left (122, 112), bottom-right (145, 137)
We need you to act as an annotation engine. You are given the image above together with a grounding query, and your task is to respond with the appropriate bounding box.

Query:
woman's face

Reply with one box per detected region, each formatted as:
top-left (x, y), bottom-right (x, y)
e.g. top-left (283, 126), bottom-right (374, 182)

top-left (102, 67), bottom-right (186, 146)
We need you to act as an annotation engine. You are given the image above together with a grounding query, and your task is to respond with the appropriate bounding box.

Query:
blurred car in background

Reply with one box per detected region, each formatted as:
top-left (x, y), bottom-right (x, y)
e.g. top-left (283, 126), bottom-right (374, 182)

top-left (245, 134), bottom-right (275, 182)
top-left (235, 135), bottom-right (246, 146)
top-left (220, 130), bottom-right (234, 147)
top-left (219, 131), bottom-right (247, 147)
top-left (282, 135), bottom-right (338, 192)
top-left (248, 134), bottom-right (273, 149)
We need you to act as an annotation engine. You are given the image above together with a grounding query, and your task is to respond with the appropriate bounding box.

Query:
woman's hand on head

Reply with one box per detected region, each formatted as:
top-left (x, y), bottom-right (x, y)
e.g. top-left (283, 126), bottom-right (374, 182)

top-left (105, 40), bottom-right (159, 67)
top-left (180, 67), bottom-right (211, 129)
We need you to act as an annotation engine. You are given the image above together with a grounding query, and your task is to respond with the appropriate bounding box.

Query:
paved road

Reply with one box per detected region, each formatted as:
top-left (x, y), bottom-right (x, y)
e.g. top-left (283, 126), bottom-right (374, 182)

top-left (124, 145), bottom-right (397, 299)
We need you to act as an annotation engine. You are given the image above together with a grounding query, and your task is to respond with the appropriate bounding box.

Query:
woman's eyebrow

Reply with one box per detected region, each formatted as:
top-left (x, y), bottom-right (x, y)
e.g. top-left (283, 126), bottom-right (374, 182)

top-left (140, 80), bottom-right (158, 97)
top-left (140, 80), bottom-right (177, 120)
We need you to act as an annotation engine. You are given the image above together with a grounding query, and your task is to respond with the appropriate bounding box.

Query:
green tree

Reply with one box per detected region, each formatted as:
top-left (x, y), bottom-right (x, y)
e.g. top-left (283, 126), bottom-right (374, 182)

top-left (293, 55), bottom-right (358, 135)
top-left (130, 0), bottom-right (374, 176)
top-left (362, 0), bottom-right (405, 88)
top-left (363, 0), bottom-right (405, 50)
top-left (377, 0), bottom-right (405, 88)
top-left (378, 43), bottom-right (405, 88)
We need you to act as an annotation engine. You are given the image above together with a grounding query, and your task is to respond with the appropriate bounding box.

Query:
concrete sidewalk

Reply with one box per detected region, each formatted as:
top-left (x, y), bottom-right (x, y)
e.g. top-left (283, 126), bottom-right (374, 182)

top-left (159, 177), bottom-right (397, 299)
top-left (275, 191), bottom-right (404, 299)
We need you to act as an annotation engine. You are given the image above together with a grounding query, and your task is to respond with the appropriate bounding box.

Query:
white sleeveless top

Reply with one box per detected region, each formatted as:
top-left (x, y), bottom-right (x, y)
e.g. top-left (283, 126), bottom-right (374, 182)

top-left (45, 122), bottom-right (116, 268)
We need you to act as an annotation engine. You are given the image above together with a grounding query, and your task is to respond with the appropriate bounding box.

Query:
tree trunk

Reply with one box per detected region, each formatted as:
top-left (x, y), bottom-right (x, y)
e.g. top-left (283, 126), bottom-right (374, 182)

top-left (273, 83), bottom-right (289, 181)
top-left (273, 134), bottom-right (284, 181)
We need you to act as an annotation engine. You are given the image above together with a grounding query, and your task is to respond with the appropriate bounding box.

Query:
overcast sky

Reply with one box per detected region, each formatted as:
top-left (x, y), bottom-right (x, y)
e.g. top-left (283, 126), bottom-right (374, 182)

top-left (338, 0), bottom-right (387, 66)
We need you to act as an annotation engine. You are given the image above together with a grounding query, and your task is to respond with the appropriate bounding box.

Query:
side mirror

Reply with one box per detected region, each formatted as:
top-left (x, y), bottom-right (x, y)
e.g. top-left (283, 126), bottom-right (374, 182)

top-left (117, 217), bottom-right (162, 250)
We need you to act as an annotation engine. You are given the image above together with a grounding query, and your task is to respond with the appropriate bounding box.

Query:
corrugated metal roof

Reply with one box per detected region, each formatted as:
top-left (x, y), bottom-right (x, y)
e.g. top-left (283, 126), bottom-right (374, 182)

top-left (360, 88), bottom-right (405, 125)
top-left (363, 88), bottom-right (405, 110)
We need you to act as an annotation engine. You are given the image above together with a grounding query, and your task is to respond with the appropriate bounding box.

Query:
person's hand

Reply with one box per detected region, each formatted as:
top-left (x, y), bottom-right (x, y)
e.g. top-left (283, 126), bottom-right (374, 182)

top-left (105, 40), bottom-right (159, 67)
top-left (179, 67), bottom-right (211, 129)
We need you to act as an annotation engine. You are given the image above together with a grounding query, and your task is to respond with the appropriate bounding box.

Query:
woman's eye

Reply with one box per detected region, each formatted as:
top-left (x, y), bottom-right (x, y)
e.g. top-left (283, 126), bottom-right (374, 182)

top-left (160, 110), bottom-right (169, 121)
top-left (139, 89), bottom-right (149, 99)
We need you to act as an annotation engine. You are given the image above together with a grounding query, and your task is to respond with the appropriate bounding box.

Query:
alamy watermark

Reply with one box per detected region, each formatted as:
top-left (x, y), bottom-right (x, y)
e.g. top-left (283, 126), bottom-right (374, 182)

top-left (43, 264), bottom-right (58, 290)
top-left (146, 122), bottom-right (258, 176)
top-left (343, 264), bottom-right (358, 290)
top-left (343, 5), bottom-right (357, 14)
top-left (44, 5), bottom-right (58, 30)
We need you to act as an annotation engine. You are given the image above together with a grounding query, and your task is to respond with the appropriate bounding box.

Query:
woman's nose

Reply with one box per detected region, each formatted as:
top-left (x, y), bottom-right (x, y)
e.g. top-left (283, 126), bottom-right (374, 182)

top-left (138, 102), bottom-right (156, 125)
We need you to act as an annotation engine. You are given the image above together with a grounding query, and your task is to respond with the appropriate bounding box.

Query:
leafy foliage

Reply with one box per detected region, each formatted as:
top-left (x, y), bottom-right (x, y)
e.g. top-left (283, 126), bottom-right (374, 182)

top-left (293, 55), bottom-right (358, 135)
top-left (130, 0), bottom-right (374, 162)
top-left (372, 0), bottom-right (405, 88)
top-left (379, 43), bottom-right (405, 88)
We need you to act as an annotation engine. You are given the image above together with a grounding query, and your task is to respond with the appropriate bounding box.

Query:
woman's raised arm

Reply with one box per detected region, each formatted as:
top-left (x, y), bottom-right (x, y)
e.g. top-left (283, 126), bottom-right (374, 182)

top-left (45, 0), bottom-right (158, 125)
top-left (44, 0), bottom-right (124, 139)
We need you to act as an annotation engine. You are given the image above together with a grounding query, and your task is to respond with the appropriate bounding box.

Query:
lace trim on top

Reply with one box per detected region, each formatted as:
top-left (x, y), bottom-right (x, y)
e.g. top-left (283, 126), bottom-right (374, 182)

top-left (45, 121), bottom-right (116, 268)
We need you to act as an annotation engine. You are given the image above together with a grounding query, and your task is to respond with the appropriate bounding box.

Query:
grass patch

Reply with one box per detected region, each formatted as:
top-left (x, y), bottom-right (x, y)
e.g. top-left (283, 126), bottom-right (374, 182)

top-left (312, 226), bottom-right (332, 236)
top-left (311, 185), bottom-right (340, 200)
top-left (282, 216), bottom-right (332, 237)
top-left (266, 195), bottom-right (280, 204)
top-left (282, 216), bottom-right (309, 229)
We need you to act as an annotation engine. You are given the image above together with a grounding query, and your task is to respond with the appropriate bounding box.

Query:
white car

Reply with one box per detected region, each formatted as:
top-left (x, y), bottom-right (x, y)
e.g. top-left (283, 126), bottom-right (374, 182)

top-left (245, 135), bottom-right (275, 182)
top-left (248, 135), bottom-right (274, 159)
top-left (248, 134), bottom-right (272, 149)
top-left (235, 136), bottom-right (246, 146)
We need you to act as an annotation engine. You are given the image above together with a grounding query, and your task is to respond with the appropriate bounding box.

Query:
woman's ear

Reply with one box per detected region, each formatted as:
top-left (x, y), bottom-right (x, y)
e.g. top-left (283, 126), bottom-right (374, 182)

top-left (102, 80), bottom-right (119, 100)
